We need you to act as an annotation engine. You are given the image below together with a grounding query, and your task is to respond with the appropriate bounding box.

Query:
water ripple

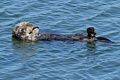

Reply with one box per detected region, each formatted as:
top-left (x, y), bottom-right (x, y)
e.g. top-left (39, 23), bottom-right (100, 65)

top-left (0, 0), bottom-right (120, 80)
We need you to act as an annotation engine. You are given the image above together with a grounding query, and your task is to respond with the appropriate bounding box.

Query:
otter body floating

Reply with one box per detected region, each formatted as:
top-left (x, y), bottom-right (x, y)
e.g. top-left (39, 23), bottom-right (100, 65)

top-left (12, 22), bottom-right (114, 43)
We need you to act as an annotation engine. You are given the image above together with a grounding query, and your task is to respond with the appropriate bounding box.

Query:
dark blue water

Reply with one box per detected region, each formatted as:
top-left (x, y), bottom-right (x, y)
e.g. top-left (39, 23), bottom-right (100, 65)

top-left (0, 0), bottom-right (120, 80)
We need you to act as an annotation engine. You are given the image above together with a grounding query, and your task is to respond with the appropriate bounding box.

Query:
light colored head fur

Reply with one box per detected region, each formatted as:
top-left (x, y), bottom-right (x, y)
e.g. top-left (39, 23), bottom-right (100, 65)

top-left (12, 22), bottom-right (39, 41)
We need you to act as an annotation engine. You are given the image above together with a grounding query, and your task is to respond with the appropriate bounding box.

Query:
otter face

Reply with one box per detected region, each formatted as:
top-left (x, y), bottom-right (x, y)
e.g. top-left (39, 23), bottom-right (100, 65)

top-left (12, 22), bottom-right (39, 41)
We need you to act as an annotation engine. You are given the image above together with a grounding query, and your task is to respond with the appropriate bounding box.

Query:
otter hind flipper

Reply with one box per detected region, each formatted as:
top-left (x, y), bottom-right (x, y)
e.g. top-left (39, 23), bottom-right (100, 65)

top-left (97, 37), bottom-right (114, 43)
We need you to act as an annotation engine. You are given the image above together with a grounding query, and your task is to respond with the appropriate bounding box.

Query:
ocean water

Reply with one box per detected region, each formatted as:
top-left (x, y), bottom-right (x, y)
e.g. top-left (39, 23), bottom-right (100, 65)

top-left (0, 0), bottom-right (120, 80)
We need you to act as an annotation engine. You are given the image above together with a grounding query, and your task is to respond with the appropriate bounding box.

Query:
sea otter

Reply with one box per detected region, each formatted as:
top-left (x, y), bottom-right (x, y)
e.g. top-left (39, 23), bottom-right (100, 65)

top-left (12, 22), bottom-right (113, 43)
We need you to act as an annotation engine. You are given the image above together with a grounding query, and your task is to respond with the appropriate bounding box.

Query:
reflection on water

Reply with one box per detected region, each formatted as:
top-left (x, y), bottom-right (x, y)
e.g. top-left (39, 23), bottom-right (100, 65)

top-left (12, 38), bottom-right (39, 56)
top-left (86, 42), bottom-right (96, 48)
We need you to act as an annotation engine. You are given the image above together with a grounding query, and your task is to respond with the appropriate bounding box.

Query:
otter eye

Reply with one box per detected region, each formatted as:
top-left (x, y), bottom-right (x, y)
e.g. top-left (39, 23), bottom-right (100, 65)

top-left (29, 31), bottom-right (32, 34)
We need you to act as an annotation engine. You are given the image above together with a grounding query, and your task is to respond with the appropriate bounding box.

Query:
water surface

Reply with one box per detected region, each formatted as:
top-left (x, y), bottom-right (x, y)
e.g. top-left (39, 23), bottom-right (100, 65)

top-left (0, 0), bottom-right (120, 80)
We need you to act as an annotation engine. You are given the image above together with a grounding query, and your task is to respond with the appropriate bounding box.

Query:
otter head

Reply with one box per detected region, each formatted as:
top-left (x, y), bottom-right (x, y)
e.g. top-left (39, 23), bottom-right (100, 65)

top-left (12, 22), bottom-right (39, 41)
